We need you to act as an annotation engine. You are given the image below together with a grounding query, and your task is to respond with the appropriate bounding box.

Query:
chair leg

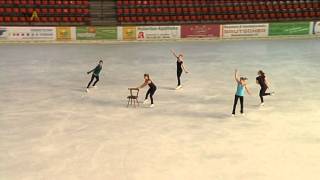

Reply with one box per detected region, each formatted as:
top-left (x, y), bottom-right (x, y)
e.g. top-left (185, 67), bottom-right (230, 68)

top-left (136, 99), bottom-right (139, 107)
top-left (134, 99), bottom-right (136, 108)
top-left (127, 99), bottom-right (130, 107)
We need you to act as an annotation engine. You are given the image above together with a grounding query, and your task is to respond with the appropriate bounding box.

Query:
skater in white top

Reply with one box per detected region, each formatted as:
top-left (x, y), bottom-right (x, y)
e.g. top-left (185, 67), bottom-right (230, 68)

top-left (171, 49), bottom-right (189, 90)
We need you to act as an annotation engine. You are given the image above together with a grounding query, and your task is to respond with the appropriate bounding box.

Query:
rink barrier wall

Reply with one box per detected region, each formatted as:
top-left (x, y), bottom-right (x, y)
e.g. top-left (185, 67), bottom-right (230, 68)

top-left (0, 21), bottom-right (319, 42)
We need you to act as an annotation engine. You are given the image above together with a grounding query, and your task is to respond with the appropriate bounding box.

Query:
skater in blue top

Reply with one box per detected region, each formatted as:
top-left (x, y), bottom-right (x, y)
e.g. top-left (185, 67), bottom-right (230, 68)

top-left (232, 69), bottom-right (251, 116)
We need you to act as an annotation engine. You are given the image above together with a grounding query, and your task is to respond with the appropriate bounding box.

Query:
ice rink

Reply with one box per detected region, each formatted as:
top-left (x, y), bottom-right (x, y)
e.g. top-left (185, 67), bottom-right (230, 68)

top-left (1, 39), bottom-right (320, 180)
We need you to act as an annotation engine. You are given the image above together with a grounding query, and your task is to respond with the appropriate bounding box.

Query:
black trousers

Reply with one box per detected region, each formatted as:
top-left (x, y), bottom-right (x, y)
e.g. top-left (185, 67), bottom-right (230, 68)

top-left (232, 95), bottom-right (244, 114)
top-left (87, 74), bottom-right (99, 88)
top-left (145, 87), bottom-right (157, 104)
top-left (177, 69), bottom-right (182, 86)
top-left (259, 87), bottom-right (270, 103)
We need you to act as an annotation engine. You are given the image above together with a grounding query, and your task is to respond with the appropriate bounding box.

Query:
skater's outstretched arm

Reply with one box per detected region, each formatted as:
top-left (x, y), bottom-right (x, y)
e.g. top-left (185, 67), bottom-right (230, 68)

top-left (234, 69), bottom-right (240, 83)
top-left (245, 85), bottom-right (252, 96)
top-left (181, 63), bottom-right (189, 73)
top-left (170, 49), bottom-right (178, 58)
top-left (87, 66), bottom-right (97, 74)
top-left (137, 80), bottom-right (149, 89)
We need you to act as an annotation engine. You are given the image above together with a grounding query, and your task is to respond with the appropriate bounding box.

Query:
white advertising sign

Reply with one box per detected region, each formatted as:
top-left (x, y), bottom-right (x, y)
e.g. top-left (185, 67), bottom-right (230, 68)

top-left (222, 24), bottom-right (269, 38)
top-left (136, 26), bottom-right (181, 40)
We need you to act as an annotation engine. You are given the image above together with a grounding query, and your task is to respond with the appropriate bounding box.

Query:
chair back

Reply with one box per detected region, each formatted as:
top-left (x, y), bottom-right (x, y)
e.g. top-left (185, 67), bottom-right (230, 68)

top-left (129, 88), bottom-right (139, 98)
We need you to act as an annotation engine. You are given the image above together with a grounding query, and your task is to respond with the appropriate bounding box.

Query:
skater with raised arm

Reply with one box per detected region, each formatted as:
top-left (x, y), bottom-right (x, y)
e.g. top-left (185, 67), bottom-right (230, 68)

top-left (171, 49), bottom-right (189, 90)
top-left (86, 60), bottom-right (103, 92)
top-left (137, 74), bottom-right (157, 108)
top-left (232, 69), bottom-right (251, 116)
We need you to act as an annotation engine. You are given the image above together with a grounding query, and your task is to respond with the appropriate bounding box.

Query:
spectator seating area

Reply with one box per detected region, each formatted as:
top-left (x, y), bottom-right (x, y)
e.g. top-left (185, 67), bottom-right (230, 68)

top-left (117, 0), bottom-right (320, 24)
top-left (0, 0), bottom-right (90, 25)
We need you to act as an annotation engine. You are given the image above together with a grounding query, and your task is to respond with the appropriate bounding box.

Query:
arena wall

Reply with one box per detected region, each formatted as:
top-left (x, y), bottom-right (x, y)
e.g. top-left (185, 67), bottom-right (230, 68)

top-left (0, 21), bottom-right (319, 42)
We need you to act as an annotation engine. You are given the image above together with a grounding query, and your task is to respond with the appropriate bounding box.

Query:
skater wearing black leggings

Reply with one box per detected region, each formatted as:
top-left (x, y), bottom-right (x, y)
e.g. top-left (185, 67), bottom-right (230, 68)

top-left (171, 49), bottom-right (188, 90)
top-left (256, 70), bottom-right (274, 106)
top-left (86, 60), bottom-right (103, 92)
top-left (232, 69), bottom-right (251, 116)
top-left (138, 74), bottom-right (157, 108)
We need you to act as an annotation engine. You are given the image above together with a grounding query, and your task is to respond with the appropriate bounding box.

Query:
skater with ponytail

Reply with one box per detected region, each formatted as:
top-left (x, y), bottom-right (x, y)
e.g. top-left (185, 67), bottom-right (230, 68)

top-left (256, 70), bottom-right (274, 106)
top-left (137, 74), bottom-right (157, 108)
top-left (232, 69), bottom-right (251, 116)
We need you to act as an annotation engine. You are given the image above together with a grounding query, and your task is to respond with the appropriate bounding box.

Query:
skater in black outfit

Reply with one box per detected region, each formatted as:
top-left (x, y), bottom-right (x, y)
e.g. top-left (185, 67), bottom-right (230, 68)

top-left (137, 74), bottom-right (157, 108)
top-left (256, 70), bottom-right (274, 106)
top-left (171, 49), bottom-right (188, 90)
top-left (86, 60), bottom-right (103, 92)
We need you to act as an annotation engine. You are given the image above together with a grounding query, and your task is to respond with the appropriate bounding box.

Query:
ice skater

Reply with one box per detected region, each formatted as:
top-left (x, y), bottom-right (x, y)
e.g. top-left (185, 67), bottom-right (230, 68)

top-left (232, 69), bottom-right (251, 116)
top-left (137, 74), bottom-right (157, 108)
top-left (256, 70), bottom-right (274, 106)
top-left (171, 49), bottom-right (189, 90)
top-left (86, 60), bottom-right (103, 92)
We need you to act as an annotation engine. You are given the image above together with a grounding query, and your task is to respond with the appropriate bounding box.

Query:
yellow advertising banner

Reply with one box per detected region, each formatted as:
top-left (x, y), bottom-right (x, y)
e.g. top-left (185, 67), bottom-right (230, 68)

top-left (56, 27), bottom-right (72, 40)
top-left (122, 26), bottom-right (136, 40)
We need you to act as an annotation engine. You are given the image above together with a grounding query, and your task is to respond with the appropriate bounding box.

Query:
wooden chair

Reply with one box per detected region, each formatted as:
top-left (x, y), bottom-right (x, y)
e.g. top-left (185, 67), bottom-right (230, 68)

top-left (127, 88), bottom-right (139, 107)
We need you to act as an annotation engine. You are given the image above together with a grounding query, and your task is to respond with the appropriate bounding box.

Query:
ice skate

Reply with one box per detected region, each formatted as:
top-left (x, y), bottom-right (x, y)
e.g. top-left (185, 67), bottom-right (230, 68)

top-left (143, 99), bottom-right (148, 104)
top-left (175, 85), bottom-right (182, 90)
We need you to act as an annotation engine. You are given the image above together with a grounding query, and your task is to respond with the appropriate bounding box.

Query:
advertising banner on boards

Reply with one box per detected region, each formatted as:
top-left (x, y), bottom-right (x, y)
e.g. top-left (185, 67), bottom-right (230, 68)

top-left (136, 26), bottom-right (180, 40)
top-left (76, 27), bottom-right (117, 40)
top-left (56, 27), bottom-right (76, 41)
top-left (0, 27), bottom-right (56, 41)
top-left (117, 26), bottom-right (137, 40)
top-left (181, 24), bottom-right (220, 38)
top-left (269, 22), bottom-right (310, 36)
top-left (222, 24), bottom-right (269, 38)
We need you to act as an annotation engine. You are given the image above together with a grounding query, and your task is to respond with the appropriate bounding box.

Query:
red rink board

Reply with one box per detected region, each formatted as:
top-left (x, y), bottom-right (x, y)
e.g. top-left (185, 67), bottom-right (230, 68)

top-left (181, 24), bottom-right (220, 38)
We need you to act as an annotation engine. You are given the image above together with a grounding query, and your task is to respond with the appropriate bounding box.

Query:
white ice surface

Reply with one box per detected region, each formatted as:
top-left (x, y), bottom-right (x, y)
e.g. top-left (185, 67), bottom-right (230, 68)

top-left (1, 39), bottom-right (320, 180)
